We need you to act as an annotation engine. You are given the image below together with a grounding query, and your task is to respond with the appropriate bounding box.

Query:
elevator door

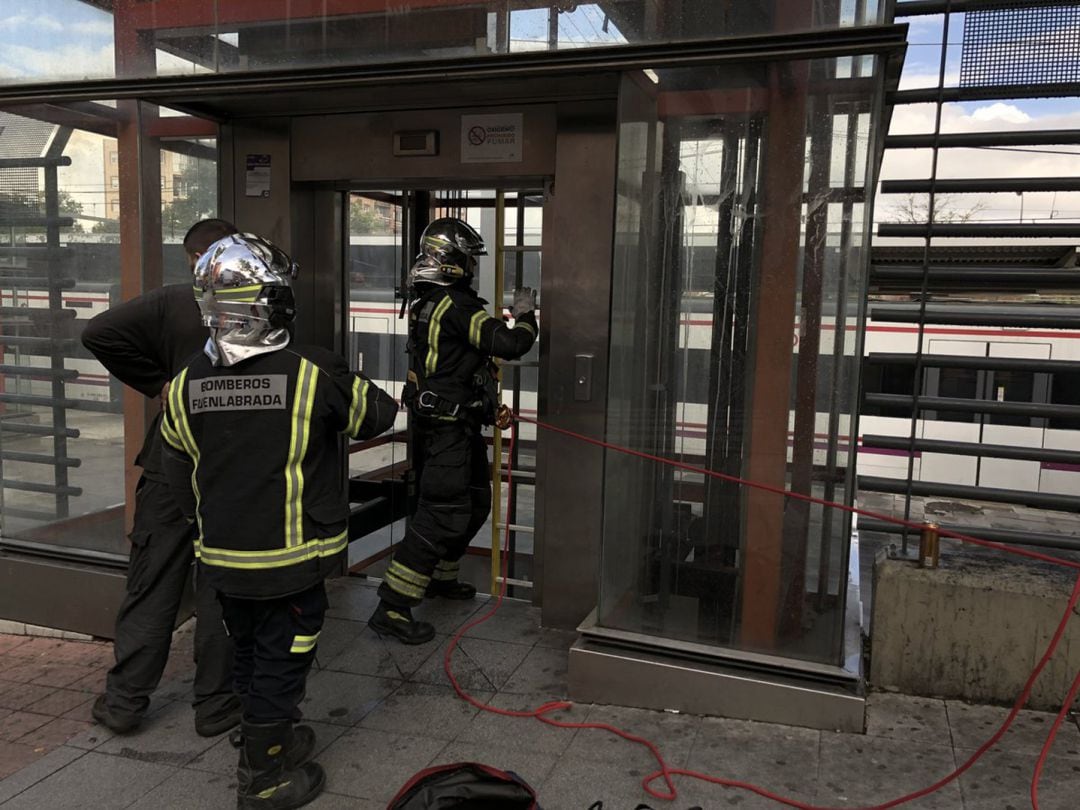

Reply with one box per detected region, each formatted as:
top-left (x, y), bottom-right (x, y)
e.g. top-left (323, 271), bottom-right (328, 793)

top-left (344, 188), bottom-right (543, 599)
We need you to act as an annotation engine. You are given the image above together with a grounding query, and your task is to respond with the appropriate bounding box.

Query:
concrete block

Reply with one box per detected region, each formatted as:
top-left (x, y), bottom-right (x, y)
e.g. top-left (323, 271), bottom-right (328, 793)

top-left (869, 549), bottom-right (1080, 710)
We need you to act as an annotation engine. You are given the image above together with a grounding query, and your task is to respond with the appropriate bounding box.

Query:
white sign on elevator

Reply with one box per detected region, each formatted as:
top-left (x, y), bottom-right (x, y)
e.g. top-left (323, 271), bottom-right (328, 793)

top-left (460, 113), bottom-right (523, 163)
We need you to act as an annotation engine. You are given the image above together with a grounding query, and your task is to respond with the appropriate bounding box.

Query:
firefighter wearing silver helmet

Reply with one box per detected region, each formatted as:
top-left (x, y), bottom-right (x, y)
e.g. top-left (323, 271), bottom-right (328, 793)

top-left (162, 234), bottom-right (398, 810)
top-left (370, 217), bottom-right (538, 645)
top-left (192, 233), bottom-right (299, 367)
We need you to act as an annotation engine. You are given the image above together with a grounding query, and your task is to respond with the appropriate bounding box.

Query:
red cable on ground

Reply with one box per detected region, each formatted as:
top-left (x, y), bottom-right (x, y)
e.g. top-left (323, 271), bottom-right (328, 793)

top-left (1031, 662), bottom-right (1080, 810)
top-left (441, 414), bottom-right (1080, 809)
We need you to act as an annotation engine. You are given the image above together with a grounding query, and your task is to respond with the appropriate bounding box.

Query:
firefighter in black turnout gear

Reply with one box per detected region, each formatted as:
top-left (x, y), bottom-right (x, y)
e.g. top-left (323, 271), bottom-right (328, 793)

top-left (83, 218), bottom-right (240, 738)
top-left (161, 234), bottom-right (397, 810)
top-left (370, 217), bottom-right (537, 645)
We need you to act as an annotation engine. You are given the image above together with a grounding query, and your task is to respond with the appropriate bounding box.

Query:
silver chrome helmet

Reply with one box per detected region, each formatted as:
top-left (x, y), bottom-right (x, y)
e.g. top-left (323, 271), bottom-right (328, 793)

top-left (192, 233), bottom-right (299, 367)
top-left (407, 217), bottom-right (487, 287)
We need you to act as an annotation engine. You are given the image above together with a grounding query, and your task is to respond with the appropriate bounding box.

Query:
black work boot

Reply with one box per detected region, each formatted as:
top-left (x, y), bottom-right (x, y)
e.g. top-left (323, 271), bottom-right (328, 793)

top-left (236, 720), bottom-right (325, 810)
top-left (231, 724), bottom-right (317, 768)
top-left (195, 695), bottom-right (243, 737)
top-left (91, 694), bottom-right (142, 735)
top-left (368, 603), bottom-right (435, 645)
top-left (425, 579), bottom-right (477, 600)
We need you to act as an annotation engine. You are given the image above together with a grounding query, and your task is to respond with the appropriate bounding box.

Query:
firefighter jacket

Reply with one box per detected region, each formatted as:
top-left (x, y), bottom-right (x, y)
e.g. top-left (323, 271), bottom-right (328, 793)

top-left (81, 284), bottom-right (207, 482)
top-left (160, 343), bottom-right (398, 598)
top-left (405, 284), bottom-right (537, 420)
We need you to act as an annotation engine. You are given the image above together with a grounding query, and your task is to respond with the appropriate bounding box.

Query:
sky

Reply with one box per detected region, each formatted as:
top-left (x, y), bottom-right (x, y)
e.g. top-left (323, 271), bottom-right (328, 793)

top-left (879, 12), bottom-right (1080, 227)
top-left (2, 3), bottom-right (1079, 227)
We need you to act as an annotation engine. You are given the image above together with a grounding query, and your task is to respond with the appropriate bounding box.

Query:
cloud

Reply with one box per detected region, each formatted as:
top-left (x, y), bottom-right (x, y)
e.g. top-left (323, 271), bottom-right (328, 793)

top-left (971, 103), bottom-right (1031, 124)
top-left (70, 19), bottom-right (114, 37)
top-left (0, 14), bottom-right (64, 33)
top-left (878, 101), bottom-right (1080, 226)
top-left (0, 42), bottom-right (114, 80)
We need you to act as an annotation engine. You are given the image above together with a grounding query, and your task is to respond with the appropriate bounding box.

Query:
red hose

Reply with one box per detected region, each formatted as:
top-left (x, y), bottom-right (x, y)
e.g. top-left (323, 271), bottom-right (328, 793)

top-left (440, 414), bottom-right (1080, 808)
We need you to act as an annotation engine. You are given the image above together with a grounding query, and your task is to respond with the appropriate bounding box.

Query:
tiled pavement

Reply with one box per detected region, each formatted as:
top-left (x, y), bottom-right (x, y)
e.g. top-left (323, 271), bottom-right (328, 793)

top-left (2, 577), bottom-right (1080, 809)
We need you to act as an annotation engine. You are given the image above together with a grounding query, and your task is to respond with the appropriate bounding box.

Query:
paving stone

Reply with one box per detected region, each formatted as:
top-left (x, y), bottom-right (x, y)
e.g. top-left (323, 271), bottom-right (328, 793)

top-left (322, 625), bottom-right (441, 680)
top-left (358, 681), bottom-right (489, 740)
top-left (0, 750), bottom-right (176, 810)
top-left (947, 701), bottom-right (1080, 756)
top-left (125, 767), bottom-right (235, 809)
top-left (301, 670), bottom-right (400, 726)
top-left (62, 720), bottom-right (116, 751)
top-left (537, 755), bottom-right (664, 809)
top-left (866, 692), bottom-right (953, 747)
top-left (14, 717), bottom-right (93, 749)
top-left (0, 681), bottom-right (57, 712)
top-left (306, 792), bottom-right (384, 809)
top-left (63, 666), bottom-right (107, 694)
top-left (454, 692), bottom-right (588, 756)
top-left (324, 578), bottom-right (381, 621)
top-left (59, 695), bottom-right (98, 724)
top-left (457, 601), bottom-right (541, 647)
top-left (412, 635), bottom-right (532, 693)
top-left (314, 616), bottom-right (368, 666)
top-left (817, 731), bottom-right (962, 809)
top-left (430, 740), bottom-right (558, 791)
top-left (500, 645), bottom-right (569, 696)
top-left (955, 745), bottom-right (1080, 809)
top-left (561, 704), bottom-right (701, 772)
top-left (0, 636), bottom-right (30, 656)
top-left (410, 596), bottom-right (488, 635)
top-left (95, 699), bottom-right (221, 767)
top-left (0, 712), bottom-right (53, 742)
top-left (0, 744), bottom-right (85, 802)
top-left (316, 727), bottom-right (446, 802)
top-left (23, 688), bottom-right (95, 718)
top-left (29, 665), bottom-right (97, 690)
top-left (0, 663), bottom-right (52, 685)
top-left (687, 716), bottom-right (821, 809)
top-left (0, 741), bottom-right (50, 781)
top-left (186, 720), bottom-right (346, 775)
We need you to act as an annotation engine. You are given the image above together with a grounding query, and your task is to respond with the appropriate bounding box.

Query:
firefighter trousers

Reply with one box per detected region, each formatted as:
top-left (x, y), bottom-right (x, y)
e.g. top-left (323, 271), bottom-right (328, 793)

top-left (217, 581), bottom-right (328, 723)
top-left (103, 476), bottom-right (235, 725)
top-left (379, 419), bottom-right (491, 608)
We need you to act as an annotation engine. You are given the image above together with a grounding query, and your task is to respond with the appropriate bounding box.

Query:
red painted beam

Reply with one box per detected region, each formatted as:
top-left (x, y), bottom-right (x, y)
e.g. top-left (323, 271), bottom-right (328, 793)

top-left (145, 116), bottom-right (218, 138)
top-left (128, 0), bottom-right (516, 31)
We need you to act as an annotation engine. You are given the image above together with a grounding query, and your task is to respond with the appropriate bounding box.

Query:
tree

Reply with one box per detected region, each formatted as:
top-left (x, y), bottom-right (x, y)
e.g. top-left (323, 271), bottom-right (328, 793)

top-left (0, 190), bottom-right (84, 235)
top-left (349, 198), bottom-right (383, 235)
top-left (161, 154), bottom-right (218, 240)
top-left (885, 193), bottom-right (987, 225)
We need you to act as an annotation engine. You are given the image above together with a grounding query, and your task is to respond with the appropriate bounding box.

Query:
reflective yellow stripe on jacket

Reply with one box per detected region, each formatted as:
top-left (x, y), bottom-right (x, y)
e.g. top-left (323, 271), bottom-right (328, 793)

top-left (468, 310), bottom-right (492, 349)
top-left (347, 376), bottom-right (369, 438)
top-left (167, 368), bottom-right (204, 541)
top-left (285, 359), bottom-right (318, 548)
top-left (196, 531), bottom-right (348, 570)
top-left (424, 296), bottom-right (453, 376)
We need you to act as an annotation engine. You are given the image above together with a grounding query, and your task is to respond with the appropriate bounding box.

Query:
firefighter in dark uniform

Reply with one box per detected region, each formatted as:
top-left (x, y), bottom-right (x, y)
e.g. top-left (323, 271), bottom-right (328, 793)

top-left (369, 217), bottom-right (537, 644)
top-left (160, 234), bottom-right (397, 810)
top-left (83, 218), bottom-right (241, 737)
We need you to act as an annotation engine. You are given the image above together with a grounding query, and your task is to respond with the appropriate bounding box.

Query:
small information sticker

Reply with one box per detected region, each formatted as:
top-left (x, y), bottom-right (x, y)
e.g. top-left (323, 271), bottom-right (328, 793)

top-left (461, 113), bottom-right (523, 164)
top-left (245, 154), bottom-right (271, 197)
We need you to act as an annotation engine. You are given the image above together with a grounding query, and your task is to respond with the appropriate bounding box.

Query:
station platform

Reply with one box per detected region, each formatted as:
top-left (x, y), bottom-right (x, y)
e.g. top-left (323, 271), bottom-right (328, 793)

top-left (2, 576), bottom-right (1080, 808)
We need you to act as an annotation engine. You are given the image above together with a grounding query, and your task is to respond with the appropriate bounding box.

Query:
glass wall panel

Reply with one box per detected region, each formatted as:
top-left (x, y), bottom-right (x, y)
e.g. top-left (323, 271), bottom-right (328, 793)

top-left (0, 1), bottom-right (885, 88)
top-left (0, 100), bottom-right (218, 562)
top-left (600, 57), bottom-right (883, 666)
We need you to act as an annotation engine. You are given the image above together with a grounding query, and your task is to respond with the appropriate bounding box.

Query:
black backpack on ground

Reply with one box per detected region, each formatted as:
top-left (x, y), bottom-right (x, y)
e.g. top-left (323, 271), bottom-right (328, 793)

top-left (387, 761), bottom-right (540, 809)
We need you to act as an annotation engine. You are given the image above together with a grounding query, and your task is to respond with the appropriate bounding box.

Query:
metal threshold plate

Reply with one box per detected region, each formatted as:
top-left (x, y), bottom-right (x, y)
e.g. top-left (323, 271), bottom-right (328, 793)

top-left (577, 609), bottom-right (860, 686)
